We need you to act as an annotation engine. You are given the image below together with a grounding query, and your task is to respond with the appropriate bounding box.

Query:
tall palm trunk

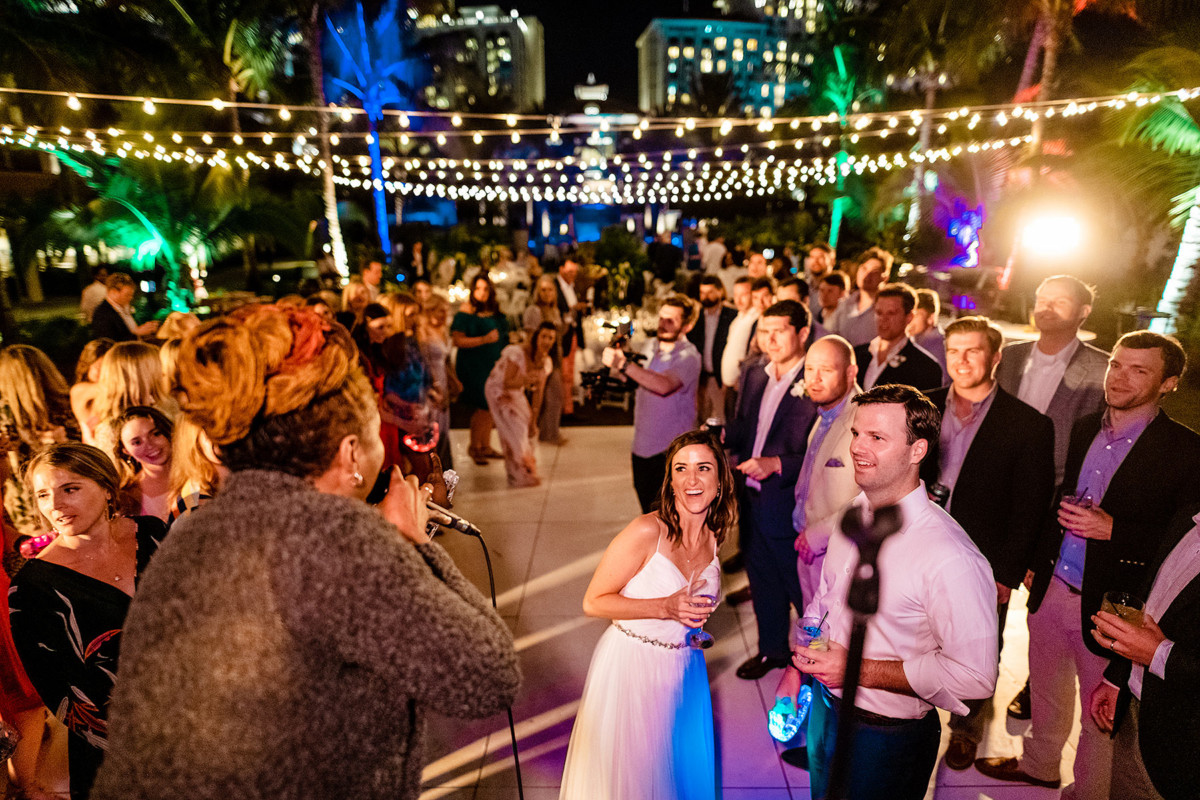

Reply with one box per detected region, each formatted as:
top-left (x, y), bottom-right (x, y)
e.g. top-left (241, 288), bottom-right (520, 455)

top-left (1014, 16), bottom-right (1047, 100)
top-left (1029, 1), bottom-right (1072, 155)
top-left (227, 78), bottom-right (259, 292)
top-left (365, 113), bottom-right (392, 258)
top-left (305, 4), bottom-right (349, 277)
top-left (1151, 196), bottom-right (1200, 334)
top-left (906, 81), bottom-right (939, 239)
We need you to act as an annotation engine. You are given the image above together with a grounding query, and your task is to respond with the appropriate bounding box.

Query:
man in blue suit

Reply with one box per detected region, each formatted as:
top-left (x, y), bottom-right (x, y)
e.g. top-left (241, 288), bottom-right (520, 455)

top-left (725, 300), bottom-right (819, 680)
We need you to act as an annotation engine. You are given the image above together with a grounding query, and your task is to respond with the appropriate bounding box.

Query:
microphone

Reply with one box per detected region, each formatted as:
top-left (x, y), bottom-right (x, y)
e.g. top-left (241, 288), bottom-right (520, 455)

top-left (427, 501), bottom-right (482, 536)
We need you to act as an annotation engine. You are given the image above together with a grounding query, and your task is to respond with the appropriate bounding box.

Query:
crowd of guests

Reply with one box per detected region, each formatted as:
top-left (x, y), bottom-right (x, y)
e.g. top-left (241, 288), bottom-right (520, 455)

top-left (0, 265), bottom-right (525, 798)
top-left (0, 236), bottom-right (1196, 800)
top-left (580, 237), bottom-right (1198, 800)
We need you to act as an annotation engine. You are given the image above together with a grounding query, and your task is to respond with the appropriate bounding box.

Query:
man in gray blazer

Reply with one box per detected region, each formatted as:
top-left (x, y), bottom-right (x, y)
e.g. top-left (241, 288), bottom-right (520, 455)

top-left (995, 275), bottom-right (1108, 485)
top-left (994, 273), bottom-right (1108, 721)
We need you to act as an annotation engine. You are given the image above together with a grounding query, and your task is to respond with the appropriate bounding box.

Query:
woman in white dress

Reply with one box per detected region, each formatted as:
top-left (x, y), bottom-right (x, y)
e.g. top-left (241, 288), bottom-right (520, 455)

top-left (483, 322), bottom-right (556, 487)
top-left (561, 429), bottom-right (738, 800)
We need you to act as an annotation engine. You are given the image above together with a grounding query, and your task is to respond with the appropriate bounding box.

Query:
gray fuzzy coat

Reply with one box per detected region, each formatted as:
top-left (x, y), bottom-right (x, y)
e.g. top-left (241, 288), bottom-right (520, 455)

top-left (91, 469), bottom-right (520, 800)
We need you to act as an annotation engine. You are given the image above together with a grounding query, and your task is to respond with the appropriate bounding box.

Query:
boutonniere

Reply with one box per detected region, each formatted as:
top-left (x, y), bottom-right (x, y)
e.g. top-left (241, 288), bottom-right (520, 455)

top-left (790, 379), bottom-right (807, 398)
top-left (887, 353), bottom-right (907, 369)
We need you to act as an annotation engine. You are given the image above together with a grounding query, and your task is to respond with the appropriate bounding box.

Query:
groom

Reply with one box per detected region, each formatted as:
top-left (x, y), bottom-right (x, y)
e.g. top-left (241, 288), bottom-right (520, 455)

top-left (786, 384), bottom-right (998, 800)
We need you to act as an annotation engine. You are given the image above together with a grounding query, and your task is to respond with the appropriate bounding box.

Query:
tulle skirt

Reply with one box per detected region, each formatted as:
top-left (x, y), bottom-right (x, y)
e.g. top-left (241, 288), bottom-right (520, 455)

top-left (559, 625), bottom-right (717, 800)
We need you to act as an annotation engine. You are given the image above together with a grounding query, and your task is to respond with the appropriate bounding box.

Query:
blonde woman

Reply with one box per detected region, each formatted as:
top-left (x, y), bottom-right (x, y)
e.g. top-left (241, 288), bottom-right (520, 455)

top-left (417, 295), bottom-right (458, 469)
top-left (70, 338), bottom-right (116, 445)
top-left (166, 415), bottom-right (227, 523)
top-left (93, 342), bottom-right (178, 462)
top-left (523, 275), bottom-right (567, 446)
top-left (337, 280), bottom-right (371, 334)
top-left (0, 345), bottom-right (81, 535)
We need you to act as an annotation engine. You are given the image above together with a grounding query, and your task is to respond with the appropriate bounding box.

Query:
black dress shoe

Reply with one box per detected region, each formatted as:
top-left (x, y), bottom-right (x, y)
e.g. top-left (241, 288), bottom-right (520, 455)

top-left (944, 736), bottom-right (977, 770)
top-left (736, 653), bottom-right (789, 680)
top-left (975, 757), bottom-right (1060, 788)
top-left (726, 586), bottom-right (753, 606)
top-left (1006, 681), bottom-right (1031, 720)
top-left (780, 747), bottom-right (808, 770)
top-left (721, 552), bottom-right (745, 574)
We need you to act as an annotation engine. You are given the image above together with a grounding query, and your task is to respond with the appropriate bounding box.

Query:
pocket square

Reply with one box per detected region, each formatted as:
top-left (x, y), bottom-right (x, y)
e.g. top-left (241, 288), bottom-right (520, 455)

top-left (825, 458), bottom-right (844, 468)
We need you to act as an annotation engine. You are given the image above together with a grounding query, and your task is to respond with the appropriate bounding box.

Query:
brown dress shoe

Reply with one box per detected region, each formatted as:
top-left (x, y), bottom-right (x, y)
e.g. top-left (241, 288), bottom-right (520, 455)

top-left (974, 757), bottom-right (1060, 788)
top-left (943, 736), bottom-right (977, 771)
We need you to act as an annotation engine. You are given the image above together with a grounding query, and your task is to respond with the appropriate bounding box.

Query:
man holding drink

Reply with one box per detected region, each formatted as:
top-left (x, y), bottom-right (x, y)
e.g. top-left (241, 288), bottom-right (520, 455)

top-left (978, 332), bottom-right (1200, 800)
top-left (779, 384), bottom-right (998, 800)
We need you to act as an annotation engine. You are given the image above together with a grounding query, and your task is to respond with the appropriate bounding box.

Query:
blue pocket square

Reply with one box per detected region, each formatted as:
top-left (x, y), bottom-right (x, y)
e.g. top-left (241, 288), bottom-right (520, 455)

top-left (825, 458), bottom-right (844, 468)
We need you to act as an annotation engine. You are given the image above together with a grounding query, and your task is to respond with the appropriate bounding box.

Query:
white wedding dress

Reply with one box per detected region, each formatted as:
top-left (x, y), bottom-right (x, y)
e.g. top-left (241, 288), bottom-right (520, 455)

top-left (559, 534), bottom-right (719, 800)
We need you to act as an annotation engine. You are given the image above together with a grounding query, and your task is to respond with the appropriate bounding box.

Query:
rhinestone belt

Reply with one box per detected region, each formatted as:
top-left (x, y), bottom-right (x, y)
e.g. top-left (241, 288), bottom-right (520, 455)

top-left (613, 622), bottom-right (688, 650)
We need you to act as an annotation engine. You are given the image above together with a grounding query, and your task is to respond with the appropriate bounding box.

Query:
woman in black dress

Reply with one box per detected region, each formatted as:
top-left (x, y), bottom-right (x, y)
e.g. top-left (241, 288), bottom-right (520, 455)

top-left (9, 443), bottom-right (166, 798)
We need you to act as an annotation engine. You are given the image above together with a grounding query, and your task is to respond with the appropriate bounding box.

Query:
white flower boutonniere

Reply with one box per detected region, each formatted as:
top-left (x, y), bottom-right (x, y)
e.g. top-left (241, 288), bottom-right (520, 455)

top-left (790, 379), bottom-right (807, 398)
top-left (887, 353), bottom-right (907, 369)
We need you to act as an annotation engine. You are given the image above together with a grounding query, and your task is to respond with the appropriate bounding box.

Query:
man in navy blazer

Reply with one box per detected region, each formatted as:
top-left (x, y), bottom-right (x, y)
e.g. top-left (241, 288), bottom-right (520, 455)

top-left (724, 300), bottom-right (818, 680)
top-left (687, 275), bottom-right (738, 424)
top-left (853, 284), bottom-right (943, 393)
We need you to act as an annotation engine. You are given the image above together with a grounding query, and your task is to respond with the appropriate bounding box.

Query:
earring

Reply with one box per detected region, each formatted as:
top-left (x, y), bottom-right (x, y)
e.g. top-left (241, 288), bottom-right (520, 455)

top-left (352, 471), bottom-right (365, 488)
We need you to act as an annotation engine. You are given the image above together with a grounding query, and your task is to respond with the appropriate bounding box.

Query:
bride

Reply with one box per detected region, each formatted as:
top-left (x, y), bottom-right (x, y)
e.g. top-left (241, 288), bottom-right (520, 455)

top-left (560, 429), bottom-right (738, 800)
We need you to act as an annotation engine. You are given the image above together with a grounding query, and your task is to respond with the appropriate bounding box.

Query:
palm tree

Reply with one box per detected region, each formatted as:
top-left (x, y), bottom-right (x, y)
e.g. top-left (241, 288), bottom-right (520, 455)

top-left (1116, 46), bottom-right (1200, 333)
top-left (880, 0), bottom-right (1007, 234)
top-left (324, 0), bottom-right (419, 262)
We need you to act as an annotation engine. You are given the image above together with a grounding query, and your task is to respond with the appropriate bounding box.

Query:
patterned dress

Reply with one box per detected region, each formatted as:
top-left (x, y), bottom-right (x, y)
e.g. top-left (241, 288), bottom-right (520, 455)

top-left (9, 516), bottom-right (167, 798)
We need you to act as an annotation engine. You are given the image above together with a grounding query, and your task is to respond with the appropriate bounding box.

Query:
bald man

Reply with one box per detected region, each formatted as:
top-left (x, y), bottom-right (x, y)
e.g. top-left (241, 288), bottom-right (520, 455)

top-left (791, 336), bottom-right (862, 601)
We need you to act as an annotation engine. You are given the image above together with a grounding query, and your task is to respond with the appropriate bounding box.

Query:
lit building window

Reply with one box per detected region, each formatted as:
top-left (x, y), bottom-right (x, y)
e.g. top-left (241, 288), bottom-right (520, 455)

top-left (780, 4), bottom-right (788, 15)
top-left (778, 40), bottom-right (787, 50)
top-left (668, 62), bottom-right (677, 73)
top-left (747, 39), bottom-right (758, 51)
top-left (761, 84), bottom-right (769, 98)
top-left (717, 59), bottom-right (726, 72)
top-left (680, 92), bottom-right (692, 104)
top-left (804, 53), bottom-right (813, 64)
top-left (683, 45), bottom-right (695, 58)
top-left (668, 45), bottom-right (680, 58)
top-left (702, 47), bottom-right (712, 59)
top-left (701, 59), bottom-right (713, 73)
top-left (733, 49), bottom-right (744, 62)
top-left (806, 19), bottom-right (816, 33)
top-left (764, 50), bottom-right (773, 62)
top-left (776, 63), bottom-right (786, 76)
top-left (715, 36), bottom-right (727, 49)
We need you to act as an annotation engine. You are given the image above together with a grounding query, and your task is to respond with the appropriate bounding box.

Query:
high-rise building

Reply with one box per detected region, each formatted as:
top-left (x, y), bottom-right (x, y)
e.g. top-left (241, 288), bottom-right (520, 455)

top-left (636, 18), bottom-right (810, 116)
top-left (410, 4), bottom-right (545, 112)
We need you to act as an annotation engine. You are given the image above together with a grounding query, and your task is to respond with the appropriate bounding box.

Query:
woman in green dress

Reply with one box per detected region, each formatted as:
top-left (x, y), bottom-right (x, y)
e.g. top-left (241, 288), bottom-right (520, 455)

top-left (451, 273), bottom-right (509, 465)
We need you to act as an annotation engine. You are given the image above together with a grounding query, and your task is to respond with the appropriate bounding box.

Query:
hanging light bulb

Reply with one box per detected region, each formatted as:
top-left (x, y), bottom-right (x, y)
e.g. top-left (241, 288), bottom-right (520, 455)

top-left (279, 107), bottom-right (292, 121)
top-left (436, 133), bottom-right (447, 146)
top-left (330, 134), bottom-right (340, 145)
top-left (263, 133), bottom-right (273, 145)
top-left (142, 98), bottom-right (157, 115)
top-left (232, 134), bottom-right (244, 145)
top-left (66, 94), bottom-right (82, 111)
top-left (451, 114), bottom-right (462, 127)
top-left (202, 133), bottom-right (213, 145)
top-left (511, 131), bottom-right (521, 143)
top-left (473, 132), bottom-right (483, 144)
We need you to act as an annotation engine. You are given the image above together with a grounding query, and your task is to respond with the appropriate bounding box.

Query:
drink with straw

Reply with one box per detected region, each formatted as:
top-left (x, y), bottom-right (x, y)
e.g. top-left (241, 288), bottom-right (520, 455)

top-left (1101, 591), bottom-right (1145, 627)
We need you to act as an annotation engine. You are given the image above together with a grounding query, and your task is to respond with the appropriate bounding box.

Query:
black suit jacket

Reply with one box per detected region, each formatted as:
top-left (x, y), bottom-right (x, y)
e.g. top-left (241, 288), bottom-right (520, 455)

top-left (1028, 410), bottom-right (1200, 658)
top-left (1102, 503), bottom-right (1200, 800)
top-left (90, 300), bottom-right (137, 342)
top-left (921, 387), bottom-right (1055, 587)
top-left (687, 305), bottom-right (737, 385)
top-left (854, 339), bottom-right (943, 393)
top-left (554, 276), bottom-right (585, 349)
top-left (725, 360), bottom-right (818, 539)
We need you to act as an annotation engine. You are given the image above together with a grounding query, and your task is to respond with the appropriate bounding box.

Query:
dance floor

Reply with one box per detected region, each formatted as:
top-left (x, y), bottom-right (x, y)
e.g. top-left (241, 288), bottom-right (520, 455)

top-left (422, 426), bottom-right (1081, 800)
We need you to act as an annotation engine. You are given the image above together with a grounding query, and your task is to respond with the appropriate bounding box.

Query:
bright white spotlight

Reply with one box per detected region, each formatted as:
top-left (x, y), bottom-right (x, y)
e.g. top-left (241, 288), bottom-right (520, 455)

top-left (1021, 214), bottom-right (1084, 258)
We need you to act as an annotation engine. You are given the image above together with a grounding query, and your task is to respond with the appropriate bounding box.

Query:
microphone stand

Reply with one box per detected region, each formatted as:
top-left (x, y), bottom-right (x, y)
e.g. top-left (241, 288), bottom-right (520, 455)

top-left (436, 520), bottom-right (526, 800)
top-left (825, 503), bottom-right (902, 800)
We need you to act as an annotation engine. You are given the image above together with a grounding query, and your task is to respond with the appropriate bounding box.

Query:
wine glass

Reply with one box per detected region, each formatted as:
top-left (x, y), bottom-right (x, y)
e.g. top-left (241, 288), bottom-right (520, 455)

top-left (685, 568), bottom-right (718, 650)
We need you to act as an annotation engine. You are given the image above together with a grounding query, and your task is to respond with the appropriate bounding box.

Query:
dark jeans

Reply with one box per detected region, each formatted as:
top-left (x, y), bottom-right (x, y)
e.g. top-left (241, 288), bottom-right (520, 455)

top-left (948, 598), bottom-right (1010, 743)
top-left (631, 451), bottom-right (667, 513)
top-left (808, 684), bottom-right (941, 800)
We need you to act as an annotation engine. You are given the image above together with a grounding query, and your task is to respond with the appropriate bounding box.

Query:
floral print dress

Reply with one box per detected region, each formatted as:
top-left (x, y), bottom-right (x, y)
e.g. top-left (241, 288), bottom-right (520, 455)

top-left (9, 516), bottom-right (167, 798)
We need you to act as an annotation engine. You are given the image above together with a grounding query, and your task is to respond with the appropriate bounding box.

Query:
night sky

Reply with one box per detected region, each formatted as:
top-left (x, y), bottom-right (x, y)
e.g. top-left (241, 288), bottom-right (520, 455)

top-left (513, 0), bottom-right (717, 110)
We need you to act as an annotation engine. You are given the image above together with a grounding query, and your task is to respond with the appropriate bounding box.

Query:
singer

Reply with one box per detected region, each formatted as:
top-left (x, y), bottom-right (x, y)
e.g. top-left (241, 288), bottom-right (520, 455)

top-left (91, 305), bottom-right (520, 800)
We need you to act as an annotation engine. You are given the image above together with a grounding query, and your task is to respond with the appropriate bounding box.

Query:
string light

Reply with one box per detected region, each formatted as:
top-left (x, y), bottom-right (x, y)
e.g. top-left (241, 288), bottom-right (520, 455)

top-left (66, 94), bottom-right (81, 111)
top-left (142, 98), bottom-right (156, 115)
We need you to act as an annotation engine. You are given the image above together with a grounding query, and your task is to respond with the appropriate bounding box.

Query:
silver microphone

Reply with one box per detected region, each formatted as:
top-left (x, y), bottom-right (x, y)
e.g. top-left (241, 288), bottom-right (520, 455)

top-left (427, 501), bottom-right (482, 536)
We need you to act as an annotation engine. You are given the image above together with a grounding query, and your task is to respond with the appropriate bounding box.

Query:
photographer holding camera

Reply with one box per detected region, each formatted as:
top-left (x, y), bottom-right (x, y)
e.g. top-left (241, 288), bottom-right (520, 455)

top-left (603, 296), bottom-right (701, 513)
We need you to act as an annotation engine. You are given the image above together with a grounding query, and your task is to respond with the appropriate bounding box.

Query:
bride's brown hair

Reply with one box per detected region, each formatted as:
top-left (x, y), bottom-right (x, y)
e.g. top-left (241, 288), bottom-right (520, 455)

top-left (171, 305), bottom-right (376, 478)
top-left (655, 430), bottom-right (738, 546)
